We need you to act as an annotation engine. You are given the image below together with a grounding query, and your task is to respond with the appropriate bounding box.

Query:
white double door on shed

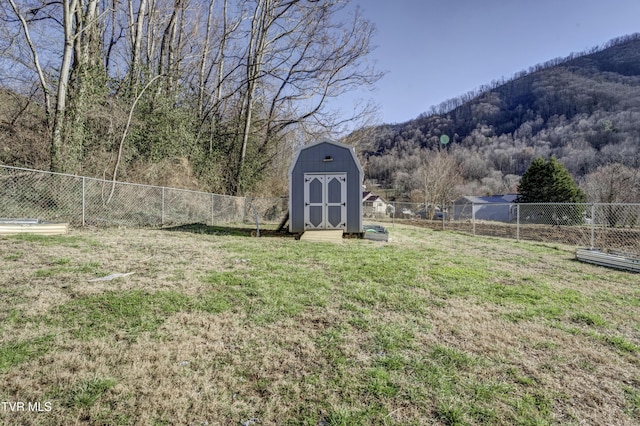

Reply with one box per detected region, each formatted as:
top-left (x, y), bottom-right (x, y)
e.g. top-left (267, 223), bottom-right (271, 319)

top-left (304, 173), bottom-right (347, 230)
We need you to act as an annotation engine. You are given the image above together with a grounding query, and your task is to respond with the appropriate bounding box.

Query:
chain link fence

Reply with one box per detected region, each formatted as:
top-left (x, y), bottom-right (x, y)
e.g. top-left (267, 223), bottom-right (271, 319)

top-left (370, 200), bottom-right (640, 256)
top-left (2, 165), bottom-right (638, 256)
top-left (0, 165), bottom-right (285, 228)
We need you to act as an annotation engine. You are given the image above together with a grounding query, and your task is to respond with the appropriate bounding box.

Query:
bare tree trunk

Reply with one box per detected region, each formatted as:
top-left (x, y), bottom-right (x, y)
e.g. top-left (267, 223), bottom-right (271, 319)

top-left (236, 0), bottom-right (272, 195)
top-left (105, 0), bottom-right (119, 73)
top-left (172, 0), bottom-right (186, 102)
top-left (51, 0), bottom-right (80, 173)
top-left (146, 0), bottom-right (159, 71)
top-left (214, 0), bottom-right (230, 118)
top-left (158, 0), bottom-right (182, 96)
top-left (129, 0), bottom-right (148, 89)
top-left (67, 0), bottom-right (102, 170)
top-left (197, 0), bottom-right (216, 118)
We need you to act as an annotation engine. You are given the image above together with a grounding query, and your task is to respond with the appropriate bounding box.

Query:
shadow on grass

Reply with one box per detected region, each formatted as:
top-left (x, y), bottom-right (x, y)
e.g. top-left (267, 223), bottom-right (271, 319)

top-left (162, 223), bottom-right (295, 239)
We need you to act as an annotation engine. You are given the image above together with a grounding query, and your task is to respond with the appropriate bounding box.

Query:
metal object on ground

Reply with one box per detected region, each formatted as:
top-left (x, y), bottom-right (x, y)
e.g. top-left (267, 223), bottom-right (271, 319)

top-left (0, 218), bottom-right (69, 236)
top-left (87, 272), bottom-right (135, 282)
top-left (363, 224), bottom-right (389, 242)
top-left (575, 248), bottom-right (639, 273)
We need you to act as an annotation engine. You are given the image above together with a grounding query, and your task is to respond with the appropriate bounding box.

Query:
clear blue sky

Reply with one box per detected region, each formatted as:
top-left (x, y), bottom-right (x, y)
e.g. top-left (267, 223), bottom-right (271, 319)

top-left (335, 0), bottom-right (640, 124)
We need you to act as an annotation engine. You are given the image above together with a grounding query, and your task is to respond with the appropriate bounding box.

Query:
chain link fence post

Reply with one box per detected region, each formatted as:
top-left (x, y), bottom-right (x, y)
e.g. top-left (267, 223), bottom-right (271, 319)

top-left (161, 187), bottom-right (165, 226)
top-left (392, 201), bottom-right (395, 228)
top-left (211, 194), bottom-right (215, 226)
top-left (472, 202), bottom-right (476, 236)
top-left (81, 176), bottom-right (86, 227)
top-left (590, 203), bottom-right (595, 249)
top-left (516, 203), bottom-right (520, 242)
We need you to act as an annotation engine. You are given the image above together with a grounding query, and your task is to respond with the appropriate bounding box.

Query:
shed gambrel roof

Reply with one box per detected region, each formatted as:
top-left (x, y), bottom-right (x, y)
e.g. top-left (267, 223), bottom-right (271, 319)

top-left (288, 139), bottom-right (363, 176)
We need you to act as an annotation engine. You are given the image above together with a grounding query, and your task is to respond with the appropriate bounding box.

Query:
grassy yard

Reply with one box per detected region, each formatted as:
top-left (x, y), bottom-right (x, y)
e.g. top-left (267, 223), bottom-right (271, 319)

top-left (0, 224), bottom-right (639, 425)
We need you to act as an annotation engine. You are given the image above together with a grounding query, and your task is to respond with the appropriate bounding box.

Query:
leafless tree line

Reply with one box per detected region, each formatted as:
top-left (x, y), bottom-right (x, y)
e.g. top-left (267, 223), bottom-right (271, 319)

top-left (1, 0), bottom-right (383, 194)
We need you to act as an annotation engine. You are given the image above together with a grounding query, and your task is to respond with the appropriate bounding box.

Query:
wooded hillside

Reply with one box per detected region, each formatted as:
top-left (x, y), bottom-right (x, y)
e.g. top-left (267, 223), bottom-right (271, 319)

top-left (358, 34), bottom-right (640, 203)
top-left (0, 0), bottom-right (381, 195)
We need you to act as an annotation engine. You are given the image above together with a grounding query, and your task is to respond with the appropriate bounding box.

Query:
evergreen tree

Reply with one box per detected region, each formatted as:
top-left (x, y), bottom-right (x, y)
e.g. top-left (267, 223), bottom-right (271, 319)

top-left (516, 157), bottom-right (586, 225)
top-left (516, 157), bottom-right (586, 203)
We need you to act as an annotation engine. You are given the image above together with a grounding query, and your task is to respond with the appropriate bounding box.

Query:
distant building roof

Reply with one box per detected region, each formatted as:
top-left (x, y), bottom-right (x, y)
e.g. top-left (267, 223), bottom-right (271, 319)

top-left (363, 191), bottom-right (386, 203)
top-left (455, 194), bottom-right (518, 204)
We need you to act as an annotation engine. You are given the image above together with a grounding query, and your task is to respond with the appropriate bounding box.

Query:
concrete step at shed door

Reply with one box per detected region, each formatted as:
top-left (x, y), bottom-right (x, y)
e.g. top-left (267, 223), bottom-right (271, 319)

top-left (299, 230), bottom-right (344, 243)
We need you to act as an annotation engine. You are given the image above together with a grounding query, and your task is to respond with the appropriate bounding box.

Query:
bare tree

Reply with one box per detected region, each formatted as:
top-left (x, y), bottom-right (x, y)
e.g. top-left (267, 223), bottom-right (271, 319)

top-left (229, 0), bottom-right (383, 194)
top-left (235, 0), bottom-right (273, 194)
top-left (581, 162), bottom-right (640, 203)
top-left (418, 147), bottom-right (464, 215)
top-left (7, 0), bottom-right (106, 173)
top-left (2, 0), bottom-right (383, 194)
top-left (6, 0), bottom-right (52, 121)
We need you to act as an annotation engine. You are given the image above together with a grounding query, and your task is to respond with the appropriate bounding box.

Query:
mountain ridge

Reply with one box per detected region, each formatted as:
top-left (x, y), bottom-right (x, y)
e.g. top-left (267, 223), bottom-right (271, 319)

top-left (354, 34), bottom-right (640, 202)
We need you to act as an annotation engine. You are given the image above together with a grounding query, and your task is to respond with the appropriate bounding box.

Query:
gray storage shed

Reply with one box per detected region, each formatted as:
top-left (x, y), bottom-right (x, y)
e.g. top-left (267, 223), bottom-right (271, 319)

top-left (289, 139), bottom-right (363, 234)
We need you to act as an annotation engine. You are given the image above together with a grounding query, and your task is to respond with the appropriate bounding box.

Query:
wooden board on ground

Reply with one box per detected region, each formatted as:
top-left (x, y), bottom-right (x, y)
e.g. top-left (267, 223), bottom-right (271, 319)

top-left (299, 230), bottom-right (344, 243)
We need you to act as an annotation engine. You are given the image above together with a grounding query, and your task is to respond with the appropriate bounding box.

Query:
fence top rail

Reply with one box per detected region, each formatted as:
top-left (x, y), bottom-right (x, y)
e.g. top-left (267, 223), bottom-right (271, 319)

top-left (0, 163), bottom-right (243, 200)
top-left (1, 163), bottom-right (82, 180)
top-left (246, 196), bottom-right (288, 201)
top-left (409, 201), bottom-right (640, 207)
top-left (387, 201), bottom-right (640, 208)
top-left (514, 202), bottom-right (640, 206)
top-left (589, 203), bottom-right (640, 207)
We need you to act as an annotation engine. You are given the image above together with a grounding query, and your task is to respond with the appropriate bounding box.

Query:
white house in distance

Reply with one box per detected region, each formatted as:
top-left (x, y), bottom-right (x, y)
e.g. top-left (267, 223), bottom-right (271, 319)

top-left (363, 191), bottom-right (389, 218)
top-left (452, 194), bottom-right (518, 222)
